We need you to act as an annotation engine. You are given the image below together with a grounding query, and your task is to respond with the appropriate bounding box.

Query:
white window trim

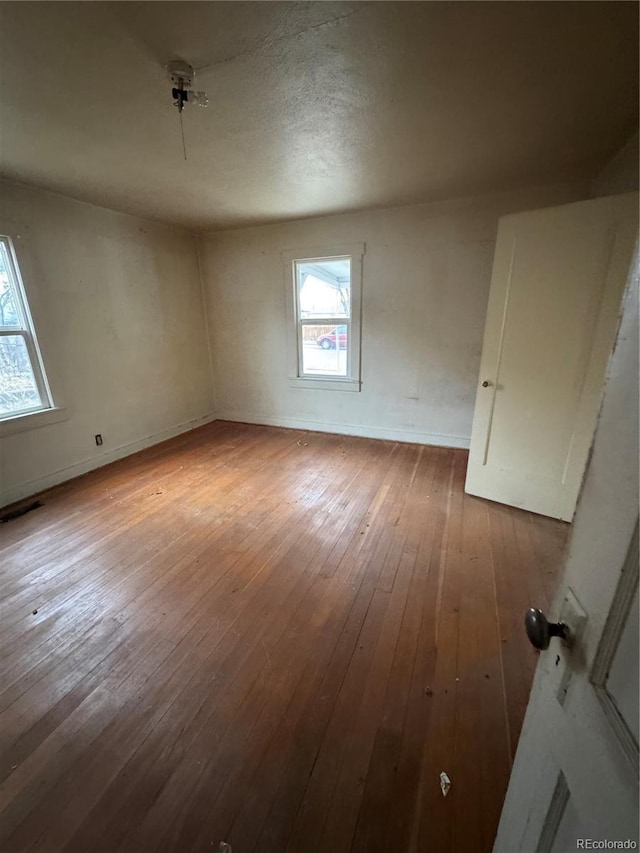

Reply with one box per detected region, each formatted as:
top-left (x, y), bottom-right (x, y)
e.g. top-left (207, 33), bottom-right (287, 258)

top-left (0, 222), bottom-right (62, 430)
top-left (0, 404), bottom-right (68, 437)
top-left (282, 242), bottom-right (365, 391)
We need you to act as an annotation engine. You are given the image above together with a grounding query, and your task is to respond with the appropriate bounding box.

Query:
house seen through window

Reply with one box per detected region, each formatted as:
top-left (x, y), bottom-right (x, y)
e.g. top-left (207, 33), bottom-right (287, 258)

top-left (296, 258), bottom-right (352, 379)
top-left (0, 236), bottom-right (52, 419)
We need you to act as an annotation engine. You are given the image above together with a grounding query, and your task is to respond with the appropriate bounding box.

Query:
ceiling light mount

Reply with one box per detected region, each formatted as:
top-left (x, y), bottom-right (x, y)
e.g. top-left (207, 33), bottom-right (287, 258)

top-left (166, 59), bottom-right (208, 112)
top-left (167, 59), bottom-right (195, 90)
top-left (165, 59), bottom-right (208, 161)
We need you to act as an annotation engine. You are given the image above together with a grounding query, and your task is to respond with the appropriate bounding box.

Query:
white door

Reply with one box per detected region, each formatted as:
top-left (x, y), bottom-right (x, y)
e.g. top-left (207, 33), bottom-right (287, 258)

top-left (466, 193), bottom-right (638, 521)
top-left (494, 265), bottom-right (638, 852)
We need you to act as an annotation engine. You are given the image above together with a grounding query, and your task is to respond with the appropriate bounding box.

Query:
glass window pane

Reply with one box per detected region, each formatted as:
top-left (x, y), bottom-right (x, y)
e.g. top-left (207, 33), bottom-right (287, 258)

top-left (0, 242), bottom-right (21, 327)
top-left (297, 259), bottom-right (351, 319)
top-left (301, 324), bottom-right (348, 377)
top-left (0, 335), bottom-right (42, 415)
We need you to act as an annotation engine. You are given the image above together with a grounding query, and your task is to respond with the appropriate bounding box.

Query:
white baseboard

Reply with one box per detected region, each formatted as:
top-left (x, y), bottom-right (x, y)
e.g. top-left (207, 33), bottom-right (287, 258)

top-left (0, 412), bottom-right (219, 509)
top-left (218, 411), bottom-right (470, 450)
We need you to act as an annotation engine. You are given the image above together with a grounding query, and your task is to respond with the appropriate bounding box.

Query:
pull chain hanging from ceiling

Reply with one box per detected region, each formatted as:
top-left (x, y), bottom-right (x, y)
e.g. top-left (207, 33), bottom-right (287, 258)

top-left (166, 60), bottom-right (209, 161)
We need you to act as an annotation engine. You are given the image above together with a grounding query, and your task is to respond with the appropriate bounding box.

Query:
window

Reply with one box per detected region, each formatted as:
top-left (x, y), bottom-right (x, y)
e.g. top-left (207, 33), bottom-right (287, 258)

top-left (0, 235), bottom-right (52, 420)
top-left (284, 243), bottom-right (364, 391)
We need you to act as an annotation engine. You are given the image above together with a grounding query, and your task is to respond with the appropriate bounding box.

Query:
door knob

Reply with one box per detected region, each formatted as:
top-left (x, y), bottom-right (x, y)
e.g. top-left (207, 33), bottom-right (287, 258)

top-left (481, 380), bottom-right (492, 387)
top-left (524, 608), bottom-right (569, 650)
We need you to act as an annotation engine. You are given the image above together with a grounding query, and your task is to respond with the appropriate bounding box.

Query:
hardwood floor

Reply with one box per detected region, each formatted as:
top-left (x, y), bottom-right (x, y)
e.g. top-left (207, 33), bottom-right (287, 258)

top-left (0, 421), bottom-right (568, 853)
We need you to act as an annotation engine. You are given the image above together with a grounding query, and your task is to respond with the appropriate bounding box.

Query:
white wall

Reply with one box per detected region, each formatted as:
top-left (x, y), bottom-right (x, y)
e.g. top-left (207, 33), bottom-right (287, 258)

top-left (199, 183), bottom-right (588, 447)
top-left (0, 181), bottom-right (215, 507)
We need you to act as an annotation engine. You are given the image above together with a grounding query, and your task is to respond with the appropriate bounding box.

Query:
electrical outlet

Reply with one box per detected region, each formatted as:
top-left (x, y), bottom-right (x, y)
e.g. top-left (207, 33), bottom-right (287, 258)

top-left (95, 434), bottom-right (103, 446)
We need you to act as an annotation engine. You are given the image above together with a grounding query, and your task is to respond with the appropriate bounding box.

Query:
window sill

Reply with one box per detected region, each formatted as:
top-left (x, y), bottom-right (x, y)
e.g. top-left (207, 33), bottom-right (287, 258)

top-left (289, 378), bottom-right (361, 392)
top-left (0, 406), bottom-right (68, 436)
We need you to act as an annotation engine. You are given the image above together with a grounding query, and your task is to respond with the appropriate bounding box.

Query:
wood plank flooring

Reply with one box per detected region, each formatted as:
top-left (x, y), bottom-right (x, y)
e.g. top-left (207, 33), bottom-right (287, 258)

top-left (0, 421), bottom-right (568, 852)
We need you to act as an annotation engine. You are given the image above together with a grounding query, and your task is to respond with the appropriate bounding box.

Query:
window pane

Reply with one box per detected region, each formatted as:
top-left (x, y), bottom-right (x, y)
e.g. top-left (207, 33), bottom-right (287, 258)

top-left (0, 242), bottom-right (21, 327)
top-left (301, 325), bottom-right (348, 377)
top-left (297, 259), bottom-right (350, 319)
top-left (0, 335), bottom-right (42, 415)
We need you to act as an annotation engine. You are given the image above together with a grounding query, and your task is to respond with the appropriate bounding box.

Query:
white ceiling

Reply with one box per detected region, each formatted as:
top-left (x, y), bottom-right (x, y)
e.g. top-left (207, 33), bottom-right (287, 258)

top-left (0, 2), bottom-right (637, 231)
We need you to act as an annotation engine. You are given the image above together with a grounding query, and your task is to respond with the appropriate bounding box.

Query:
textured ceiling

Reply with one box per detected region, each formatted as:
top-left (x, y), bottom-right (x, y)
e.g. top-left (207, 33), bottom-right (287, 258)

top-left (0, 1), bottom-right (637, 231)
